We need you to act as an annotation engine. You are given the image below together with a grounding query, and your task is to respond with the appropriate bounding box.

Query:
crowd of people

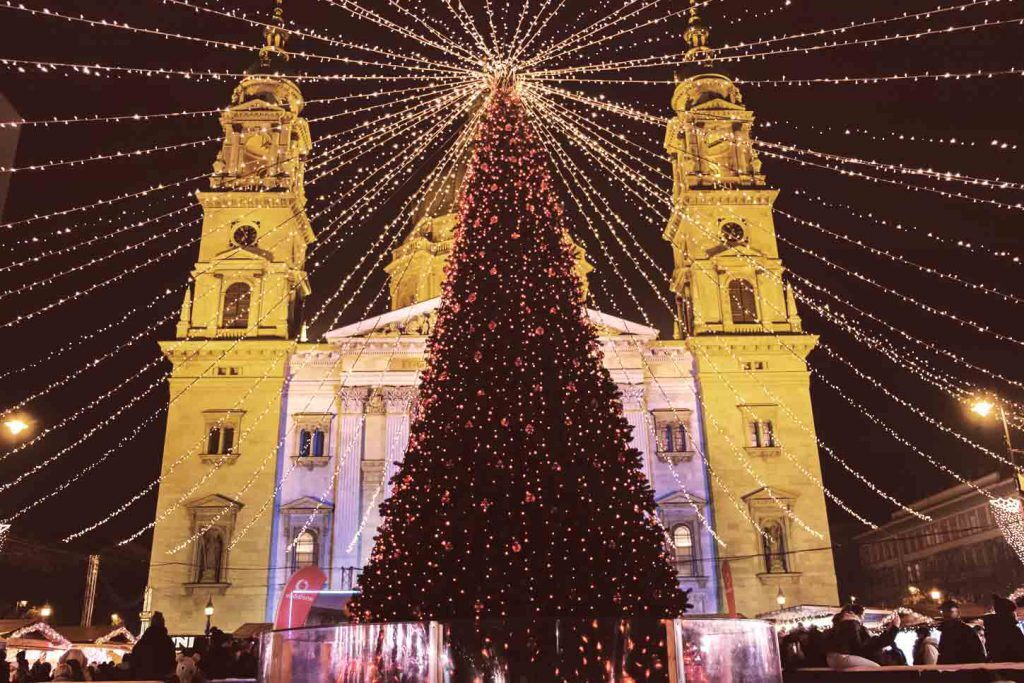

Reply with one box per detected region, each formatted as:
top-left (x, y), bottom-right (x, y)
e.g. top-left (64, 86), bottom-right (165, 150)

top-left (1, 613), bottom-right (259, 682)
top-left (779, 595), bottom-right (1024, 671)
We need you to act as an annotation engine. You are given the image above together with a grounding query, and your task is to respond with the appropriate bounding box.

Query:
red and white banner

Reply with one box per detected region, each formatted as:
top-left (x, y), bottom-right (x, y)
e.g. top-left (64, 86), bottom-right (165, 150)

top-left (274, 566), bottom-right (328, 630)
top-left (721, 561), bottom-right (736, 617)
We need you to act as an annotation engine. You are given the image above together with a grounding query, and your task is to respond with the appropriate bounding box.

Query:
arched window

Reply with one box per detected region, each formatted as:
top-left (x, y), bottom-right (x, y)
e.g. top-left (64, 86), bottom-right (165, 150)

top-left (729, 279), bottom-right (759, 324)
top-left (222, 283), bottom-right (252, 329)
top-left (673, 524), bottom-right (696, 578)
top-left (293, 530), bottom-right (318, 570)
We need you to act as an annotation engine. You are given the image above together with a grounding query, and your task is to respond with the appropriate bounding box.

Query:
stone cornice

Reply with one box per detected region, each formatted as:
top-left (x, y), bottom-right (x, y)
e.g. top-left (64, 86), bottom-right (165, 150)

top-left (160, 339), bottom-right (296, 362)
top-left (687, 333), bottom-right (818, 356)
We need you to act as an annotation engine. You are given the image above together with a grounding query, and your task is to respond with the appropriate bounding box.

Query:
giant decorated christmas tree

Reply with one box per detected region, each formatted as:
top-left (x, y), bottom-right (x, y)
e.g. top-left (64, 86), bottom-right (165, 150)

top-left (350, 84), bottom-right (689, 627)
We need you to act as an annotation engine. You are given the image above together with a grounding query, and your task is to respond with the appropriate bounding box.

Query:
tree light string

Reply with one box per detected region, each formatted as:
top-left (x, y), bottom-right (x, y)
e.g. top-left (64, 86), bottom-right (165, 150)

top-left (523, 91), bottom-right (734, 545)
top-left (172, 102), bottom-right (488, 555)
top-left (525, 96), bottom-right (798, 543)
top-left (1, 80), bottom-right (469, 178)
top-left (532, 84), bottom-right (1024, 349)
top-left (532, 14), bottom-right (1024, 78)
top-left (0, 1), bottom-right (475, 78)
top-left (525, 66), bottom-right (1024, 87)
top-left (5, 79), bottom-right (476, 499)
top-left (532, 95), bottom-right (915, 528)
top-left (90, 91), bottom-right (484, 545)
top-left (762, 118), bottom-right (1020, 155)
top-left (528, 90), bottom-right (991, 520)
top-left (775, 208), bottom-right (1024, 305)
top-left (159, 0), bottom-right (475, 73)
top-left (789, 188), bottom-right (1023, 265)
top-left (54, 88), bottom-right (482, 538)
top-left (0, 82), bottom-right (476, 325)
top-left (775, 231), bottom-right (1024, 349)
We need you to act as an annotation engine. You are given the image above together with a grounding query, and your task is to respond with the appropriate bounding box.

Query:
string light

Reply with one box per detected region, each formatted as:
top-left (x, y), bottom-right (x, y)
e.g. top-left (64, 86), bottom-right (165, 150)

top-left (991, 498), bottom-right (1024, 565)
top-left (528, 98), bottom-right (904, 528)
top-left (63, 89), bottom-right (484, 541)
top-left (520, 77), bottom-right (991, 524)
top-left (774, 208), bottom-right (1024, 305)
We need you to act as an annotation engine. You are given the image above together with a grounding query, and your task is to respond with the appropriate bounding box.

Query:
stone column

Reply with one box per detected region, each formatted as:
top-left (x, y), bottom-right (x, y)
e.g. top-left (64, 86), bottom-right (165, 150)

top-left (619, 384), bottom-right (654, 483)
top-left (332, 387), bottom-right (367, 579)
top-left (383, 387), bottom-right (417, 487)
top-left (359, 459), bottom-right (387, 565)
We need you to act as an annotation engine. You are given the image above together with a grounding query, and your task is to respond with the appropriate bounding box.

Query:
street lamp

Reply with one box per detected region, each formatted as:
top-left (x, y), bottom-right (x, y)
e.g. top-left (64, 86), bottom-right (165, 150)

top-left (929, 588), bottom-right (943, 602)
top-left (776, 587), bottom-right (787, 608)
top-left (111, 613), bottom-right (121, 626)
top-left (39, 604), bottom-right (52, 620)
top-left (204, 598), bottom-right (214, 634)
top-left (3, 418), bottom-right (29, 437)
top-left (969, 395), bottom-right (1023, 493)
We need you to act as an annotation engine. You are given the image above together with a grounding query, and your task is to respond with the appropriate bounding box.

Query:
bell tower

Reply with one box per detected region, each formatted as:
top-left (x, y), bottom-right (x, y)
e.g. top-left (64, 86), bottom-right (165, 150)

top-left (176, 0), bottom-right (313, 341)
top-left (663, 2), bottom-right (838, 615)
top-left (144, 0), bottom-right (314, 633)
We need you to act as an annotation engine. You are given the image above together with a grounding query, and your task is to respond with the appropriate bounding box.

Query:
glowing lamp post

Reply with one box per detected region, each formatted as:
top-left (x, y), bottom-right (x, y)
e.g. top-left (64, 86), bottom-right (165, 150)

top-left (4, 417), bottom-right (30, 438)
top-left (776, 587), bottom-right (787, 608)
top-left (929, 589), bottom-right (943, 602)
top-left (970, 396), bottom-right (1023, 495)
top-left (39, 604), bottom-right (53, 620)
top-left (204, 598), bottom-right (214, 635)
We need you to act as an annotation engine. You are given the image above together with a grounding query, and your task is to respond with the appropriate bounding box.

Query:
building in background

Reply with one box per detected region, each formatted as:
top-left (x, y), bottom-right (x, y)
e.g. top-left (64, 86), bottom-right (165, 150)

top-left (144, 8), bottom-right (838, 632)
top-left (0, 92), bottom-right (21, 221)
top-left (852, 472), bottom-right (1024, 609)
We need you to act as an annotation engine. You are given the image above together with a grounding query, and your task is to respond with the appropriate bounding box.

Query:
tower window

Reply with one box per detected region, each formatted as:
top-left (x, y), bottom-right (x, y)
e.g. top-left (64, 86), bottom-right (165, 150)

top-left (298, 428), bottom-right (327, 458)
top-left (222, 282), bottom-right (252, 329)
top-left (292, 530), bottom-right (318, 571)
top-left (206, 426), bottom-right (236, 455)
top-left (729, 279), bottom-right (759, 324)
top-left (673, 524), bottom-right (697, 578)
top-left (748, 420), bottom-right (777, 448)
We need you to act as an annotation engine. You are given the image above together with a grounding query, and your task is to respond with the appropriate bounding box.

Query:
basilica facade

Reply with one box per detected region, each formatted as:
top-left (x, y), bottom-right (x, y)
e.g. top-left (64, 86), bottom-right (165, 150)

top-left (143, 20), bottom-right (838, 633)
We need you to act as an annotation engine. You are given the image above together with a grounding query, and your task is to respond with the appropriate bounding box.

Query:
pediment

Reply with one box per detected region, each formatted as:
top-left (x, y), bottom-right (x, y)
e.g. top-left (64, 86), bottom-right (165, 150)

top-left (657, 490), bottom-right (708, 508)
top-left (326, 299), bottom-right (659, 341)
top-left (690, 98), bottom-right (747, 113)
top-left (281, 496), bottom-right (334, 512)
top-left (186, 493), bottom-right (244, 510)
top-left (742, 486), bottom-right (799, 503)
top-left (229, 98), bottom-right (287, 114)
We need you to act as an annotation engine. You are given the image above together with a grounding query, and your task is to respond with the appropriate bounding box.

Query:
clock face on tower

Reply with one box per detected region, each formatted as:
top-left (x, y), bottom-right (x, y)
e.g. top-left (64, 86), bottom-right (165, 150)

top-left (233, 225), bottom-right (258, 248)
top-left (721, 222), bottom-right (746, 246)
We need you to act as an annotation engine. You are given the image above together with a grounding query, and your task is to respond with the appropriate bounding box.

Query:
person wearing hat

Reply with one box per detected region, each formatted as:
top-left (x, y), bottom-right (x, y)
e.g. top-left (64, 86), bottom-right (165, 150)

top-left (130, 611), bottom-right (177, 680)
top-left (937, 599), bottom-right (985, 665)
top-left (825, 604), bottom-right (901, 670)
top-left (982, 594), bottom-right (1024, 663)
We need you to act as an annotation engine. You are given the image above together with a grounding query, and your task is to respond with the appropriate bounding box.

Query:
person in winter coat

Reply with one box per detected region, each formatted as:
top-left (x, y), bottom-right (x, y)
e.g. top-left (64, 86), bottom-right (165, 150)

top-left (936, 600), bottom-right (986, 665)
top-left (983, 594), bottom-right (1024, 663)
top-left (130, 611), bottom-right (177, 680)
top-left (825, 604), bottom-right (901, 670)
top-left (912, 626), bottom-right (939, 666)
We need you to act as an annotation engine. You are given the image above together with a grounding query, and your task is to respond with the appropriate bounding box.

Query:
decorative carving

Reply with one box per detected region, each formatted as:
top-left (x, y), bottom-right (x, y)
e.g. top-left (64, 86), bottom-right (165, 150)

top-left (339, 387), bottom-right (369, 414)
top-left (383, 386), bottom-right (418, 414)
top-left (617, 385), bottom-right (647, 411)
top-left (365, 392), bottom-right (385, 415)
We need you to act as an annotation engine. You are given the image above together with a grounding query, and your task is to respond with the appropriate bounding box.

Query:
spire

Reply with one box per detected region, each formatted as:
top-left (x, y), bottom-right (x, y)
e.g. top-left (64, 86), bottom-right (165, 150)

top-left (683, 0), bottom-right (713, 63)
top-left (258, 0), bottom-right (290, 68)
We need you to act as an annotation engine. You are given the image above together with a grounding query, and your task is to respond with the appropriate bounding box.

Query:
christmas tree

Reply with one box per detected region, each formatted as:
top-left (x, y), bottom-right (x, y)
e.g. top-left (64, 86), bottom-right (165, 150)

top-left (350, 84), bottom-right (689, 626)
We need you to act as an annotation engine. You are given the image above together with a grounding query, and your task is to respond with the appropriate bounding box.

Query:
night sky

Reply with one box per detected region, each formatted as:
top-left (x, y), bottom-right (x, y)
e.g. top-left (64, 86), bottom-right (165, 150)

top-left (0, 0), bottom-right (1022, 627)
